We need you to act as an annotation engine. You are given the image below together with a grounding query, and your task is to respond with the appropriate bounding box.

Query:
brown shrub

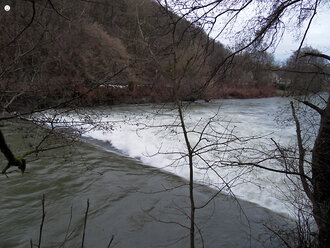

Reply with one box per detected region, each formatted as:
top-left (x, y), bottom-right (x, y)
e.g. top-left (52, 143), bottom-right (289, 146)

top-left (203, 84), bottom-right (278, 99)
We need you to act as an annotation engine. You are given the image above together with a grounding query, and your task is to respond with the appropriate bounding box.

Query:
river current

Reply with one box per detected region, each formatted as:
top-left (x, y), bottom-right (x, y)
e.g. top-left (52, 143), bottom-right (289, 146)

top-left (81, 97), bottom-right (299, 216)
top-left (0, 97), bottom-right (306, 247)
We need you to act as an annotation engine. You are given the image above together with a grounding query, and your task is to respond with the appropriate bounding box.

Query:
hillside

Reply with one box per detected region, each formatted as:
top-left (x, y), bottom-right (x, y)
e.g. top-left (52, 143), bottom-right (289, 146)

top-left (0, 0), bottom-right (278, 109)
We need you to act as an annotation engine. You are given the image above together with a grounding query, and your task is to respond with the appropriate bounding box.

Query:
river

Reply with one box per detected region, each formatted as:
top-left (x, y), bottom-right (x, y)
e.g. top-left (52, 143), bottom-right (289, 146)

top-left (1, 97), bottom-right (306, 247)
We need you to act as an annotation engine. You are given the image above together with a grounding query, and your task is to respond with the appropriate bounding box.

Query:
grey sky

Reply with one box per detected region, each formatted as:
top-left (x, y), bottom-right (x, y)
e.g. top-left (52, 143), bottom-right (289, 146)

top-left (274, 7), bottom-right (330, 63)
top-left (210, 2), bottom-right (330, 63)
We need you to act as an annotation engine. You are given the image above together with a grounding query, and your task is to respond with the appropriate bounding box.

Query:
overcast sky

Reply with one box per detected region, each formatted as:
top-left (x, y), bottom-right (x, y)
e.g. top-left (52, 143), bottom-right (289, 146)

top-left (274, 7), bottom-right (330, 63)
top-left (214, 4), bottom-right (330, 64)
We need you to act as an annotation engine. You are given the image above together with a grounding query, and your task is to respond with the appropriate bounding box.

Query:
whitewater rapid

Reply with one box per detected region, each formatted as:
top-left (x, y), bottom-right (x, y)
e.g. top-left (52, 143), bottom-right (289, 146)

top-left (51, 97), bottom-right (305, 217)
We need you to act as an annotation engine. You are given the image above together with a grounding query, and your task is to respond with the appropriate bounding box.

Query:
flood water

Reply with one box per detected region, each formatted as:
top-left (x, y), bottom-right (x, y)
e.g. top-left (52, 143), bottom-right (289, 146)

top-left (0, 97), bottom-right (301, 247)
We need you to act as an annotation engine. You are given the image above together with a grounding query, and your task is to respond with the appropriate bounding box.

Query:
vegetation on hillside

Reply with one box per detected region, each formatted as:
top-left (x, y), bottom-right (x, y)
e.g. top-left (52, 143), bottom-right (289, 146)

top-left (0, 0), bottom-right (303, 109)
top-left (1, 1), bottom-right (329, 247)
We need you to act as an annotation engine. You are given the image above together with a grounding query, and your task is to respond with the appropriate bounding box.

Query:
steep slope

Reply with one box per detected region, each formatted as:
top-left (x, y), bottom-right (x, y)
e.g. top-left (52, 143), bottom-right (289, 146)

top-left (0, 0), bottom-right (276, 108)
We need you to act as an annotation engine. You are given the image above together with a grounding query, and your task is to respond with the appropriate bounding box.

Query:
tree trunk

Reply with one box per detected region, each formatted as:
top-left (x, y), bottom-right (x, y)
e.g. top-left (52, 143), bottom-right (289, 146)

top-left (312, 96), bottom-right (330, 248)
top-left (177, 102), bottom-right (195, 248)
top-left (0, 129), bottom-right (26, 174)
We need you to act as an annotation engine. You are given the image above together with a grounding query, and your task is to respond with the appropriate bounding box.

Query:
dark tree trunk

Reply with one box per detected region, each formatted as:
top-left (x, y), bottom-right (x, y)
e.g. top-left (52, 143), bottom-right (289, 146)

top-left (312, 96), bottom-right (330, 248)
top-left (0, 129), bottom-right (26, 174)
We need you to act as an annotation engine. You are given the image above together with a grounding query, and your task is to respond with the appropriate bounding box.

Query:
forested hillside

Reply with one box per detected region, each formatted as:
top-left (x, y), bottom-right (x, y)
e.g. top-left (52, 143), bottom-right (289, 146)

top-left (1, 0), bottom-right (281, 108)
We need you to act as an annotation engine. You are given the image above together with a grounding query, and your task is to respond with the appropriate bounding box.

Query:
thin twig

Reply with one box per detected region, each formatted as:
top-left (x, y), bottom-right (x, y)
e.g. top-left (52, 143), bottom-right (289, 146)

top-left (47, 0), bottom-right (70, 20)
top-left (302, 52), bottom-right (330, 61)
top-left (296, 1), bottom-right (318, 59)
top-left (59, 206), bottom-right (74, 248)
top-left (4, 92), bottom-right (24, 110)
top-left (290, 101), bottom-right (314, 202)
top-left (263, 224), bottom-right (294, 248)
top-left (107, 235), bottom-right (114, 248)
top-left (38, 194), bottom-right (46, 248)
top-left (296, 99), bottom-right (324, 116)
top-left (6, 0), bottom-right (36, 47)
top-left (81, 199), bottom-right (90, 248)
top-left (230, 161), bottom-right (312, 182)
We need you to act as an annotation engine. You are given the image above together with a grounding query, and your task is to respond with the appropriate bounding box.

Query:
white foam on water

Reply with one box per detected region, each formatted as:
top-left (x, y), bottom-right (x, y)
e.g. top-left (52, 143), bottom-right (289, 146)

top-left (52, 97), bottom-right (308, 217)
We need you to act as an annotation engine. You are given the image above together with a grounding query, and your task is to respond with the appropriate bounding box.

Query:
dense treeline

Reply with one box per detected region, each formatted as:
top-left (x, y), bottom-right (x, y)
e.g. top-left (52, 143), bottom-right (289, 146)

top-left (0, 0), bottom-right (326, 109)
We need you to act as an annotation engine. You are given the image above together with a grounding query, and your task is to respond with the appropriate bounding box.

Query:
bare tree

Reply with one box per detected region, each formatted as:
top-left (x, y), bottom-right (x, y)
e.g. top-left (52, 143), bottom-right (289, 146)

top-left (1, 0), bottom-right (329, 247)
top-left (153, 1), bottom-right (329, 247)
top-left (0, 0), bottom-right (133, 173)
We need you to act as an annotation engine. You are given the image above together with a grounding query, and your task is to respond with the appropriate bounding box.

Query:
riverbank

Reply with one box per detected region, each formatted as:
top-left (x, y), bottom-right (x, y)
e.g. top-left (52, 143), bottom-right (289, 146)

top-left (64, 83), bottom-right (280, 104)
top-left (2, 82), bottom-right (281, 112)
